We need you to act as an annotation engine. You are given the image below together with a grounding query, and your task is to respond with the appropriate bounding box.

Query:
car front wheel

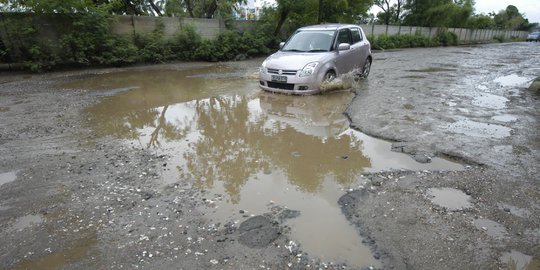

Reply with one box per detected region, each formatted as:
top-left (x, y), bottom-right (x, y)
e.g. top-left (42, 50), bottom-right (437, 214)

top-left (323, 71), bottom-right (336, 83)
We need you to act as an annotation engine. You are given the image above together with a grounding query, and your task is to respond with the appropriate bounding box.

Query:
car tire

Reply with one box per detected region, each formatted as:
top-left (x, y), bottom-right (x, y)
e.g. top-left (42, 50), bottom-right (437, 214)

top-left (323, 71), bottom-right (336, 83)
top-left (361, 57), bottom-right (372, 79)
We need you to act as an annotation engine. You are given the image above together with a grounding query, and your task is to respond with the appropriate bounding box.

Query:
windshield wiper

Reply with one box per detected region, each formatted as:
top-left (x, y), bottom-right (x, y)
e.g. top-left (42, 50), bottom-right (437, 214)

top-left (307, 49), bottom-right (328, 52)
top-left (282, 49), bottom-right (306, 52)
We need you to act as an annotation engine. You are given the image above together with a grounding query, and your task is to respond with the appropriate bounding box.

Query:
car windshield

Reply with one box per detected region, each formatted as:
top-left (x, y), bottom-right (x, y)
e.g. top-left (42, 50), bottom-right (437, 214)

top-left (281, 30), bottom-right (335, 52)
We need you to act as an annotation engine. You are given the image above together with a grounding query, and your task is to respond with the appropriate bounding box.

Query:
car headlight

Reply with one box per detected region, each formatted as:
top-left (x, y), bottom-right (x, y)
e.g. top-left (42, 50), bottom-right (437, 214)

top-left (260, 61), bottom-right (267, 74)
top-left (298, 62), bottom-right (319, 77)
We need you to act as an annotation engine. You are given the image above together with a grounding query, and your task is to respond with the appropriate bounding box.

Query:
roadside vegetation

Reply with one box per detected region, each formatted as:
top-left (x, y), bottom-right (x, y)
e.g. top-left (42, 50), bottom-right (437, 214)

top-left (0, 0), bottom-right (537, 71)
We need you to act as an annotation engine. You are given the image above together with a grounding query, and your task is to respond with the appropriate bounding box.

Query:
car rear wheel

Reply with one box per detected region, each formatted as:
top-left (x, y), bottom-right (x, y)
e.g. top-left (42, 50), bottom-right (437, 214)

top-left (361, 57), bottom-right (372, 79)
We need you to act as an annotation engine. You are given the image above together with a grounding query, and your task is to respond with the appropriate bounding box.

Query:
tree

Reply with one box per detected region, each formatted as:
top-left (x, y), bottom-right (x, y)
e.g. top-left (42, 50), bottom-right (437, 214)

top-left (318, 0), bottom-right (373, 24)
top-left (493, 5), bottom-right (533, 31)
top-left (402, 0), bottom-right (473, 27)
top-left (466, 14), bottom-right (495, 29)
top-left (374, 0), bottom-right (404, 25)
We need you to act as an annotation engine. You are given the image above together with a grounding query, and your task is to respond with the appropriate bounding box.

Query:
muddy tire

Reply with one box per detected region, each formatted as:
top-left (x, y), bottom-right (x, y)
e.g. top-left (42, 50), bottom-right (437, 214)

top-left (361, 58), bottom-right (372, 79)
top-left (323, 71), bottom-right (336, 83)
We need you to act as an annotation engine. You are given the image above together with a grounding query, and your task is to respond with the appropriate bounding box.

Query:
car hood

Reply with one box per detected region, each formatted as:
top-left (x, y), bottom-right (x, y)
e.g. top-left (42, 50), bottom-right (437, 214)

top-left (264, 51), bottom-right (334, 70)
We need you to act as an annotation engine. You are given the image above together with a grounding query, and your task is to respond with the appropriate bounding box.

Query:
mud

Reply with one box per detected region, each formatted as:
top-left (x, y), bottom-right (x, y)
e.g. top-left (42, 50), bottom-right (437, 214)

top-left (1, 42), bottom-right (539, 270)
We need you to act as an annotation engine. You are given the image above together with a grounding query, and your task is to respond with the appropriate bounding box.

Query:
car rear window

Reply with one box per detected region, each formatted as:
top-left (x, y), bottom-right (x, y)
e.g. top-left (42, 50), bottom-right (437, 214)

top-left (351, 28), bottom-right (362, 43)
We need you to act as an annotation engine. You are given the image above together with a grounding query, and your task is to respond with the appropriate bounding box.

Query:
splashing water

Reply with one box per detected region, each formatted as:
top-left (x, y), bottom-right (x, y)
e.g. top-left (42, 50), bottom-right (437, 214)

top-left (320, 69), bottom-right (364, 93)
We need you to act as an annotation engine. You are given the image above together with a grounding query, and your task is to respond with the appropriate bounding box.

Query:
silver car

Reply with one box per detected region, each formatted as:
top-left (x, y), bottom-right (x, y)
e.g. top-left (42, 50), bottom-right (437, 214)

top-left (526, 32), bottom-right (540, 42)
top-left (259, 24), bottom-right (372, 94)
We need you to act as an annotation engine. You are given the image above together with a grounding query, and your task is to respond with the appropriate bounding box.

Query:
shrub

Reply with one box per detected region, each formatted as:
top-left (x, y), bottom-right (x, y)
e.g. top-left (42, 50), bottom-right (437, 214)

top-left (493, 35), bottom-right (505, 43)
top-left (194, 30), bottom-right (270, 62)
top-left (95, 35), bottom-right (138, 66)
top-left (170, 25), bottom-right (202, 60)
top-left (435, 28), bottom-right (459, 46)
top-left (134, 19), bottom-right (173, 63)
top-left (372, 34), bottom-right (395, 50)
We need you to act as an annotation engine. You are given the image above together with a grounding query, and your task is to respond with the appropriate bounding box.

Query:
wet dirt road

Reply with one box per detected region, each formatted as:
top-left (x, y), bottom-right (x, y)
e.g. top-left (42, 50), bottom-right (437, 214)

top-left (1, 42), bottom-right (539, 270)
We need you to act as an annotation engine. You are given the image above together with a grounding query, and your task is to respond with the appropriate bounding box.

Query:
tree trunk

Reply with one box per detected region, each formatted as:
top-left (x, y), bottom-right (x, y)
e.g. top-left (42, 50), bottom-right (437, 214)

top-left (185, 0), bottom-right (195, 17)
top-left (204, 0), bottom-right (218, 18)
top-left (395, 0), bottom-right (403, 24)
top-left (148, 0), bottom-right (163, 16)
top-left (273, 8), bottom-right (290, 37)
top-left (318, 0), bottom-right (323, 23)
top-left (122, 0), bottom-right (141, 15)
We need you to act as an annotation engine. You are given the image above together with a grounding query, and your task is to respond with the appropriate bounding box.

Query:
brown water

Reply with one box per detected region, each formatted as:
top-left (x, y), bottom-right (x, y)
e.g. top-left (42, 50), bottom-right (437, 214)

top-left (60, 64), bottom-right (464, 268)
top-left (11, 233), bottom-right (98, 270)
top-left (500, 250), bottom-right (540, 270)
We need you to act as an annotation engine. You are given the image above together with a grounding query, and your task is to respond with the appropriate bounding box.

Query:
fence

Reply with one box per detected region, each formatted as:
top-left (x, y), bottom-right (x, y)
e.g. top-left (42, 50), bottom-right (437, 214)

top-left (111, 15), bottom-right (223, 39)
top-left (360, 24), bottom-right (528, 43)
top-left (0, 12), bottom-right (530, 66)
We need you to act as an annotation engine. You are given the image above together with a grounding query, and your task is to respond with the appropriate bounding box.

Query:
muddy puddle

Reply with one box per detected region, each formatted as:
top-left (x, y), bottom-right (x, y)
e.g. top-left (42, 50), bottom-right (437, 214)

top-left (0, 170), bottom-right (17, 187)
top-left (473, 218), bottom-right (508, 238)
top-left (62, 65), bottom-right (464, 268)
top-left (9, 214), bottom-right (43, 232)
top-left (445, 118), bottom-right (512, 138)
top-left (11, 233), bottom-right (98, 270)
top-left (472, 93), bottom-right (508, 109)
top-left (427, 187), bottom-right (472, 211)
top-left (494, 74), bottom-right (533, 87)
top-left (500, 250), bottom-right (540, 270)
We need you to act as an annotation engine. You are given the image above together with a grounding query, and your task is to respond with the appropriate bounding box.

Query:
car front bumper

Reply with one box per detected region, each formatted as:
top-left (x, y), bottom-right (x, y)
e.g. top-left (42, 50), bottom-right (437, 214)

top-left (259, 71), bottom-right (321, 95)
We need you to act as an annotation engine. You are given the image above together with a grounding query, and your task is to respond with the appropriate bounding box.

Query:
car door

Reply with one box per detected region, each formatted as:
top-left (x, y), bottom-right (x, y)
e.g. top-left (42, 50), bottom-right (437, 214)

top-left (350, 27), bottom-right (369, 72)
top-left (333, 28), bottom-right (354, 75)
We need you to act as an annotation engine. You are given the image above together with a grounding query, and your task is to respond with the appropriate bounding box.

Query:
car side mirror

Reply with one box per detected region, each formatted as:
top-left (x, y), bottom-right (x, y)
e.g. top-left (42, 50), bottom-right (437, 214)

top-left (279, 42), bottom-right (285, 49)
top-left (338, 43), bottom-right (351, 51)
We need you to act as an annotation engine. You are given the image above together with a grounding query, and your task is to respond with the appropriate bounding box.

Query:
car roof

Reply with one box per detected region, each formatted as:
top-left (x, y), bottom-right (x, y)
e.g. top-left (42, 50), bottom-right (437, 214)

top-left (297, 24), bottom-right (360, 31)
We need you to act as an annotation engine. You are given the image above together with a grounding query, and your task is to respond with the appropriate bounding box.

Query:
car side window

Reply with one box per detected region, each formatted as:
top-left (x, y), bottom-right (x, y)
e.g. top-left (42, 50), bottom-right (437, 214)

top-left (336, 29), bottom-right (352, 45)
top-left (351, 28), bottom-right (362, 43)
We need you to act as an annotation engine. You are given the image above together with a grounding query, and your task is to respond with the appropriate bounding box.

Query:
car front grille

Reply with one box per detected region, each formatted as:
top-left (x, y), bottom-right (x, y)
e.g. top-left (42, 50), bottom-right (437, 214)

top-left (267, 82), bottom-right (295, 90)
top-left (267, 68), bottom-right (297, 76)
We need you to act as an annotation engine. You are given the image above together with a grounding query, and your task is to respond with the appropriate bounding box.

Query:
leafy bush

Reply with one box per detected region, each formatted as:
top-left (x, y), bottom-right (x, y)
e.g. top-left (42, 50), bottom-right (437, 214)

top-left (493, 35), bottom-right (505, 43)
top-left (194, 30), bottom-right (270, 62)
top-left (435, 28), bottom-right (459, 46)
top-left (134, 19), bottom-right (173, 63)
top-left (170, 25), bottom-right (202, 60)
top-left (95, 35), bottom-right (138, 65)
top-left (0, 16), bottom-right (56, 70)
top-left (372, 34), bottom-right (395, 50)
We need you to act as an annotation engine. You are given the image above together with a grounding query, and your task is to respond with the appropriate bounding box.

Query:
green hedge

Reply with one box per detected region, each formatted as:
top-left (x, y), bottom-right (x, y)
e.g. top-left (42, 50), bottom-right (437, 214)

top-left (0, 15), bottom-right (271, 71)
top-left (369, 29), bottom-right (459, 50)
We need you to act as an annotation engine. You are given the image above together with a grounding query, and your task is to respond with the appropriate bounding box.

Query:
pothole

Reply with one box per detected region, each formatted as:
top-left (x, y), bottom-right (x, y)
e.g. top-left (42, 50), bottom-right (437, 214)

top-left (494, 74), bottom-right (532, 87)
top-left (427, 187), bottom-right (472, 211)
top-left (9, 214), bottom-right (44, 232)
top-left (0, 170), bottom-right (18, 187)
top-left (445, 119), bottom-right (512, 138)
top-left (473, 218), bottom-right (508, 238)
top-left (66, 65), bottom-right (465, 268)
top-left (491, 114), bottom-right (518, 123)
top-left (500, 250), bottom-right (540, 270)
top-left (472, 93), bottom-right (508, 109)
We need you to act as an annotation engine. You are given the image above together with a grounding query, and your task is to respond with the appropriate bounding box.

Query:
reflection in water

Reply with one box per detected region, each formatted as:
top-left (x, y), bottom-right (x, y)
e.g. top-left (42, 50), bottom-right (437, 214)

top-left (11, 233), bottom-right (98, 270)
top-left (67, 66), bottom-right (463, 268)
